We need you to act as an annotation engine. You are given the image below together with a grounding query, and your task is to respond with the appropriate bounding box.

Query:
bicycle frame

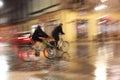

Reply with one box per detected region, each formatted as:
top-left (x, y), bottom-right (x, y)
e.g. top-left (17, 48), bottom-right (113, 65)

top-left (58, 38), bottom-right (66, 49)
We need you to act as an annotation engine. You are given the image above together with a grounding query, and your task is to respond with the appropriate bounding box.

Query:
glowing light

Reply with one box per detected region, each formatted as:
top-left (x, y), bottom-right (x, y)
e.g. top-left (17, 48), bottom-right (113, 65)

top-left (0, 55), bottom-right (9, 80)
top-left (0, 1), bottom-right (3, 8)
top-left (95, 4), bottom-right (107, 11)
top-left (94, 58), bottom-right (107, 80)
top-left (101, 0), bottom-right (108, 3)
top-left (95, 66), bottom-right (107, 80)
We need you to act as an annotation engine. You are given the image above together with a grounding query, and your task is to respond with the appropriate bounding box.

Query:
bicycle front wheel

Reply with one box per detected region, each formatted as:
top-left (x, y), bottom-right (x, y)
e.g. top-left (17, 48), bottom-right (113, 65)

top-left (60, 41), bottom-right (69, 52)
top-left (43, 48), bottom-right (57, 60)
top-left (62, 52), bottom-right (70, 61)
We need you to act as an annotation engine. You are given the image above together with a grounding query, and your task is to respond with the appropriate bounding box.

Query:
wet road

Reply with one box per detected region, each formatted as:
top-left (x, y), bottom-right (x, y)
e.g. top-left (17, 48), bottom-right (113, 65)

top-left (0, 41), bottom-right (120, 80)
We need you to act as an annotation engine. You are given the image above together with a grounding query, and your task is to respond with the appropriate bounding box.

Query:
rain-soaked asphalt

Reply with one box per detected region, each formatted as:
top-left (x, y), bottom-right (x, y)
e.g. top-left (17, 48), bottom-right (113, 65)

top-left (0, 41), bottom-right (120, 80)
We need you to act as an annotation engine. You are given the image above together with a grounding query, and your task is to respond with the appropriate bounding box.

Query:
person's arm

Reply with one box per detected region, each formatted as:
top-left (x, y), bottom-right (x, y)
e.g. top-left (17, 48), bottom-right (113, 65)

top-left (42, 32), bottom-right (49, 38)
top-left (59, 26), bottom-right (65, 34)
top-left (38, 29), bottom-right (49, 38)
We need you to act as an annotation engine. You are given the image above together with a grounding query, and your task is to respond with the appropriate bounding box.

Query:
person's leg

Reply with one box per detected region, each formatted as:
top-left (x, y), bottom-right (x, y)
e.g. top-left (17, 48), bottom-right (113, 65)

top-left (54, 35), bottom-right (60, 49)
top-left (32, 41), bottom-right (40, 49)
top-left (32, 41), bottom-right (41, 56)
top-left (52, 34), bottom-right (60, 48)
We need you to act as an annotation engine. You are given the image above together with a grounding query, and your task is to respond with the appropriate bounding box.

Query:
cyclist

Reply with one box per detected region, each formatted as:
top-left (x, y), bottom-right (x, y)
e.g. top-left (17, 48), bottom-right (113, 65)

top-left (32, 22), bottom-right (49, 56)
top-left (52, 23), bottom-right (65, 47)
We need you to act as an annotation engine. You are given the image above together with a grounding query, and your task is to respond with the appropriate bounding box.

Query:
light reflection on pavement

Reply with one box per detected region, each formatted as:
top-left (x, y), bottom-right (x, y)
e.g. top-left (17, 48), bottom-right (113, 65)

top-left (0, 41), bottom-right (120, 80)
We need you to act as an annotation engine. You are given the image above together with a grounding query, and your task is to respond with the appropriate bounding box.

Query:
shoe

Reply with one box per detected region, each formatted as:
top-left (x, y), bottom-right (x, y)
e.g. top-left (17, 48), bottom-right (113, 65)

top-left (57, 47), bottom-right (60, 50)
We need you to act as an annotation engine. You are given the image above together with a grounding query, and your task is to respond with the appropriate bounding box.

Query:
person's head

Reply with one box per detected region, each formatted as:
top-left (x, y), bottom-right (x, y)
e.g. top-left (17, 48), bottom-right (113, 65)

top-left (37, 21), bottom-right (45, 31)
top-left (36, 21), bottom-right (44, 29)
top-left (59, 23), bottom-right (63, 26)
top-left (36, 25), bottom-right (41, 30)
top-left (38, 22), bottom-right (44, 27)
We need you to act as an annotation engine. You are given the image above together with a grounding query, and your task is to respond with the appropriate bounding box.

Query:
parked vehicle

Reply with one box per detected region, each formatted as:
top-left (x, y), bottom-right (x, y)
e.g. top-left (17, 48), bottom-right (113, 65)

top-left (11, 31), bottom-right (32, 45)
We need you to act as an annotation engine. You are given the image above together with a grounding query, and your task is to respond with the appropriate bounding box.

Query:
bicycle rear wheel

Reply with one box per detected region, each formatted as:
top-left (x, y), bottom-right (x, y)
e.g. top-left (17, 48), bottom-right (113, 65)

top-left (43, 47), bottom-right (57, 60)
top-left (60, 41), bottom-right (69, 52)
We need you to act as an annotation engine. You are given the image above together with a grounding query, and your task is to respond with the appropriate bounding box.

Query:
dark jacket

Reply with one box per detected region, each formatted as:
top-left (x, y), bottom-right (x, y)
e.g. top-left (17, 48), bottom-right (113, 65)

top-left (52, 25), bottom-right (64, 36)
top-left (52, 24), bottom-right (64, 41)
top-left (32, 26), bottom-right (49, 42)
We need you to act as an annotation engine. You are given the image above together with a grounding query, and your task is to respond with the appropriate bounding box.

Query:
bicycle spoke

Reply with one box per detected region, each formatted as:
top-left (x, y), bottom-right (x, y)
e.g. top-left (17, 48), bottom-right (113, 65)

top-left (60, 41), bottom-right (69, 52)
top-left (62, 52), bottom-right (70, 61)
top-left (44, 48), bottom-right (56, 59)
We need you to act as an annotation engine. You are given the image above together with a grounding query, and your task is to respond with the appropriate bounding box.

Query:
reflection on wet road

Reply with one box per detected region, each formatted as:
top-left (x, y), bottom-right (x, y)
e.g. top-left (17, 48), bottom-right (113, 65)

top-left (1, 41), bottom-right (120, 80)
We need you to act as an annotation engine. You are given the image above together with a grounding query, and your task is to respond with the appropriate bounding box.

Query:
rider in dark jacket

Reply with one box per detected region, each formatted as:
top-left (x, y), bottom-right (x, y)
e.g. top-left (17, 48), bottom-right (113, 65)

top-left (32, 25), bottom-right (49, 56)
top-left (52, 23), bottom-right (64, 45)
top-left (32, 25), bottom-right (49, 42)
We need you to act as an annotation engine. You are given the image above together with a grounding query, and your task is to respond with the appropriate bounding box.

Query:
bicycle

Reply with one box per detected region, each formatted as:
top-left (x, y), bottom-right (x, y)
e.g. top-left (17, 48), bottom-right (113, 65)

top-left (17, 38), bottom-right (48, 61)
top-left (18, 37), bottom-right (70, 61)
top-left (43, 38), bottom-right (70, 60)
top-left (58, 38), bottom-right (69, 52)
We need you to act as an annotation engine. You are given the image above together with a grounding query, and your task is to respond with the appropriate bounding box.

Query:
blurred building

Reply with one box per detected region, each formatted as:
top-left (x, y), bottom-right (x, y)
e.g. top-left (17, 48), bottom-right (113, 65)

top-left (0, 0), bottom-right (120, 42)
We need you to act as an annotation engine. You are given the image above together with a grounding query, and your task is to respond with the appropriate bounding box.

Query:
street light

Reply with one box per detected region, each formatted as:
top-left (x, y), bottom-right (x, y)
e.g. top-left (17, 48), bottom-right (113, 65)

top-left (0, 0), bottom-right (3, 8)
